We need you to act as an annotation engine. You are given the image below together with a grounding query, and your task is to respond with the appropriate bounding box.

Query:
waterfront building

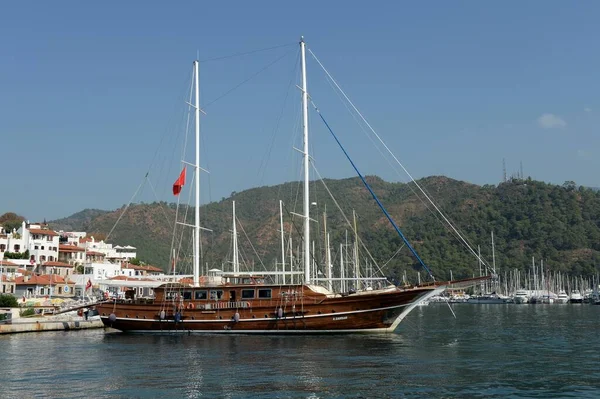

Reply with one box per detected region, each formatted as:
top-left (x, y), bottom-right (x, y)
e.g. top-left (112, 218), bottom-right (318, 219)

top-left (58, 243), bottom-right (86, 265)
top-left (39, 261), bottom-right (74, 277)
top-left (14, 274), bottom-right (75, 298)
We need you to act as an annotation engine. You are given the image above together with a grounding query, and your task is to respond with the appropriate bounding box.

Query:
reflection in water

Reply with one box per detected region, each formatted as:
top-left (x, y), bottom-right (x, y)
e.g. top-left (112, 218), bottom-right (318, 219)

top-left (1, 305), bottom-right (600, 398)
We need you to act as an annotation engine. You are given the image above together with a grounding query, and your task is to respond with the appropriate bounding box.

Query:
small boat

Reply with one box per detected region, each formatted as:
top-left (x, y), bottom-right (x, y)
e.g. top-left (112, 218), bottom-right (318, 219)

top-left (512, 289), bottom-right (530, 304)
top-left (467, 292), bottom-right (508, 304)
top-left (555, 290), bottom-right (569, 304)
top-left (569, 290), bottom-right (583, 303)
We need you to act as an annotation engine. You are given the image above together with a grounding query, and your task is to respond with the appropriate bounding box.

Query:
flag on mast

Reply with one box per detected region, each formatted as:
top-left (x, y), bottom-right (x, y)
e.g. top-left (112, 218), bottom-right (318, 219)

top-left (172, 166), bottom-right (186, 196)
top-left (85, 279), bottom-right (92, 291)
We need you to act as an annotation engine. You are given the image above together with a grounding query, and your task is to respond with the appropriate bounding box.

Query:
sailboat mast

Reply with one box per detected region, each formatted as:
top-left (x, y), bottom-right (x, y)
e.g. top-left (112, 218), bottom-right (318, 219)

top-left (193, 60), bottom-right (201, 286)
top-left (233, 200), bottom-right (239, 274)
top-left (279, 200), bottom-right (286, 284)
top-left (300, 37), bottom-right (311, 285)
top-left (491, 231), bottom-right (496, 274)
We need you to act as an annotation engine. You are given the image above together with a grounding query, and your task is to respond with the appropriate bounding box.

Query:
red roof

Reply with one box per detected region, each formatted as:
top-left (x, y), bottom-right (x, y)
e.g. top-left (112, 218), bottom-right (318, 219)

top-left (0, 260), bottom-right (18, 266)
top-left (59, 244), bottom-right (85, 252)
top-left (15, 274), bottom-right (73, 285)
top-left (28, 229), bottom-right (59, 237)
top-left (42, 261), bottom-right (73, 268)
top-left (79, 237), bottom-right (93, 243)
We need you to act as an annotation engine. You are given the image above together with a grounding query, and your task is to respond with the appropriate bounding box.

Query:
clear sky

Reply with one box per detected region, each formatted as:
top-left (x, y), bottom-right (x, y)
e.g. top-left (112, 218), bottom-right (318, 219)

top-left (1, 1), bottom-right (599, 221)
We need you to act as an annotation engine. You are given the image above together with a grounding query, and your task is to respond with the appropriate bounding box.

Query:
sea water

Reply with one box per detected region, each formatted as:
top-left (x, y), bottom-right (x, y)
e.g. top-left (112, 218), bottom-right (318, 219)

top-left (1, 304), bottom-right (599, 398)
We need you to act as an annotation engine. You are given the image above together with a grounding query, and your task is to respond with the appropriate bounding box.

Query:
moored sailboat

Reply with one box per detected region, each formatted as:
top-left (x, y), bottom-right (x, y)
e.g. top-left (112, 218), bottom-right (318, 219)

top-left (97, 38), bottom-right (488, 333)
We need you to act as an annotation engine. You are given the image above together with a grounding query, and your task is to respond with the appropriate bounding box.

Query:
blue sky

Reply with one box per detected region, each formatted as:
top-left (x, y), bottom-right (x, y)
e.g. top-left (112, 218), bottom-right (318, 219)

top-left (1, 1), bottom-right (599, 221)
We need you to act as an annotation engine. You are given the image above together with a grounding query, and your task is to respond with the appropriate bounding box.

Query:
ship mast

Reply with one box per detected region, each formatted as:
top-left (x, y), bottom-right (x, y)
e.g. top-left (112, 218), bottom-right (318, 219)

top-left (300, 37), bottom-right (311, 285)
top-left (193, 60), bottom-right (201, 286)
top-left (233, 200), bottom-right (239, 274)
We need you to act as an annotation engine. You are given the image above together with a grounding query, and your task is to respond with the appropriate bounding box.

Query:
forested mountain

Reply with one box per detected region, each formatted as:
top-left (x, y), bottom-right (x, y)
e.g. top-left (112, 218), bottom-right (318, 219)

top-left (46, 176), bottom-right (600, 281)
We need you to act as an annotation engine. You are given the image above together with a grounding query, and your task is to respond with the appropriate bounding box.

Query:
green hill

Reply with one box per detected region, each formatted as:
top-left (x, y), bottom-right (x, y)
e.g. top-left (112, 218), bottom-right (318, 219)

top-left (48, 176), bottom-right (600, 281)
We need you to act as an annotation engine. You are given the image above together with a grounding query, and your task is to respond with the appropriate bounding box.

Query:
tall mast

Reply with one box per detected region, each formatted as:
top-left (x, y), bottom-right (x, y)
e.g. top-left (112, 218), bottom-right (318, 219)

top-left (233, 200), bottom-right (239, 274)
top-left (491, 230), bottom-right (496, 274)
top-left (279, 200), bottom-right (286, 284)
top-left (193, 60), bottom-right (201, 286)
top-left (300, 37), bottom-right (311, 284)
top-left (353, 209), bottom-right (360, 288)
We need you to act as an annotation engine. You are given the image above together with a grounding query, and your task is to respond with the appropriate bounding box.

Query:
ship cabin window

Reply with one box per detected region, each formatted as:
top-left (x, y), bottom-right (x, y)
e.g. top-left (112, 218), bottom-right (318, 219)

top-left (209, 290), bottom-right (224, 300)
top-left (241, 289), bottom-right (255, 299)
top-left (182, 291), bottom-right (192, 300)
top-left (195, 290), bottom-right (208, 300)
top-left (166, 291), bottom-right (179, 300)
top-left (258, 289), bottom-right (272, 299)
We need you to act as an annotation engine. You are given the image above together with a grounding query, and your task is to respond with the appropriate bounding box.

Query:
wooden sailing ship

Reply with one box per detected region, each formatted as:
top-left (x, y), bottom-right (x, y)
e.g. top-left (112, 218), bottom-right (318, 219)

top-left (97, 38), bottom-right (488, 333)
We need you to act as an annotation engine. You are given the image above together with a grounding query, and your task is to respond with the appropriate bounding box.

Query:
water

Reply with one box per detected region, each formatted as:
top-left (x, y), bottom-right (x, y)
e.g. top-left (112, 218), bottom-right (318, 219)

top-left (1, 305), bottom-right (599, 398)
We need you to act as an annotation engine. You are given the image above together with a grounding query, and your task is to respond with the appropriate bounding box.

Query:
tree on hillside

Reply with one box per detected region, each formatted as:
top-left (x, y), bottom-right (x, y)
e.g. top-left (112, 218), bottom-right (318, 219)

top-left (0, 212), bottom-right (25, 232)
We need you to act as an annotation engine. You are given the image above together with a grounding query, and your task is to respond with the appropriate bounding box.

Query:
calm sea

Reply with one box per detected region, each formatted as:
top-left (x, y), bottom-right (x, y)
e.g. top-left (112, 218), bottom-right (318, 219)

top-left (1, 304), bottom-right (599, 398)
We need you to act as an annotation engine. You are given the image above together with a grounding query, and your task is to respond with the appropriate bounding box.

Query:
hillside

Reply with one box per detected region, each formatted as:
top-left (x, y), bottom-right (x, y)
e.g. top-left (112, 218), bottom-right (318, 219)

top-left (49, 209), bottom-right (110, 232)
top-left (48, 176), bottom-right (600, 281)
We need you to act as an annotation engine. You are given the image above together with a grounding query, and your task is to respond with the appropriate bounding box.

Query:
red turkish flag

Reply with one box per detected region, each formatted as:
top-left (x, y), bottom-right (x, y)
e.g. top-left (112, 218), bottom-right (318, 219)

top-left (172, 167), bottom-right (186, 196)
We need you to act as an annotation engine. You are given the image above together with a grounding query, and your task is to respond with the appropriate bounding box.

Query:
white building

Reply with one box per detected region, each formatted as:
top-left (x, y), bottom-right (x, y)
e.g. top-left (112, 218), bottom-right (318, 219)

top-left (79, 237), bottom-right (137, 263)
top-left (0, 226), bottom-right (26, 256)
top-left (19, 222), bottom-right (60, 266)
top-left (58, 243), bottom-right (86, 265)
top-left (58, 231), bottom-right (87, 245)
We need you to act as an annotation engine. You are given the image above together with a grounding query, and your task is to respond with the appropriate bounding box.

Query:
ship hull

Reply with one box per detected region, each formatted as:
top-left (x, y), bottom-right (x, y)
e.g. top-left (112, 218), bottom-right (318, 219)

top-left (97, 285), bottom-right (443, 334)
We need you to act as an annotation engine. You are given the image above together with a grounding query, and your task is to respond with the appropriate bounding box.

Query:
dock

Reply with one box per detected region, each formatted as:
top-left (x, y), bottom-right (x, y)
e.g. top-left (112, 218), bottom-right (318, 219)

top-left (0, 318), bottom-right (104, 334)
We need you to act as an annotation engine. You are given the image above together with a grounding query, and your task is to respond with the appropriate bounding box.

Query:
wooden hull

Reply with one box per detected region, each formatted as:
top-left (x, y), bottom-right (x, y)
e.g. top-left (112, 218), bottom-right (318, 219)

top-left (97, 285), bottom-right (443, 334)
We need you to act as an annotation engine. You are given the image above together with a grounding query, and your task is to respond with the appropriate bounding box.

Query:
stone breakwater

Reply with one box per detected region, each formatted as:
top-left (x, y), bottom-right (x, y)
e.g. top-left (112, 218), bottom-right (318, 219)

top-left (0, 318), bottom-right (104, 334)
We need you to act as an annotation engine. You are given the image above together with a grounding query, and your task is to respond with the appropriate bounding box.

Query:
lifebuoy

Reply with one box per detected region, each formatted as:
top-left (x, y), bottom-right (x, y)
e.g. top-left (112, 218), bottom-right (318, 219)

top-left (187, 303), bottom-right (194, 310)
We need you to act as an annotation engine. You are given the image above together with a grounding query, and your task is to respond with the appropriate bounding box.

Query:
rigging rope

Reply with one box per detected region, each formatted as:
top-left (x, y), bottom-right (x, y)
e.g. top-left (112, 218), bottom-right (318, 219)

top-left (199, 42), bottom-right (295, 63)
top-left (308, 48), bottom-right (494, 276)
top-left (106, 174), bottom-right (148, 242)
top-left (311, 101), bottom-right (435, 280)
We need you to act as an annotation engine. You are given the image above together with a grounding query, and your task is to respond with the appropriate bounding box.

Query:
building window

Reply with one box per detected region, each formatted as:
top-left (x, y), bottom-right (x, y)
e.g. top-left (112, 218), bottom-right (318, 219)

top-left (40, 255), bottom-right (46, 261)
top-left (41, 246), bottom-right (45, 250)
top-left (49, 256), bottom-right (54, 261)
top-left (0, 244), bottom-right (5, 252)
top-left (14, 244), bottom-right (20, 252)
top-left (35, 246), bottom-right (39, 250)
